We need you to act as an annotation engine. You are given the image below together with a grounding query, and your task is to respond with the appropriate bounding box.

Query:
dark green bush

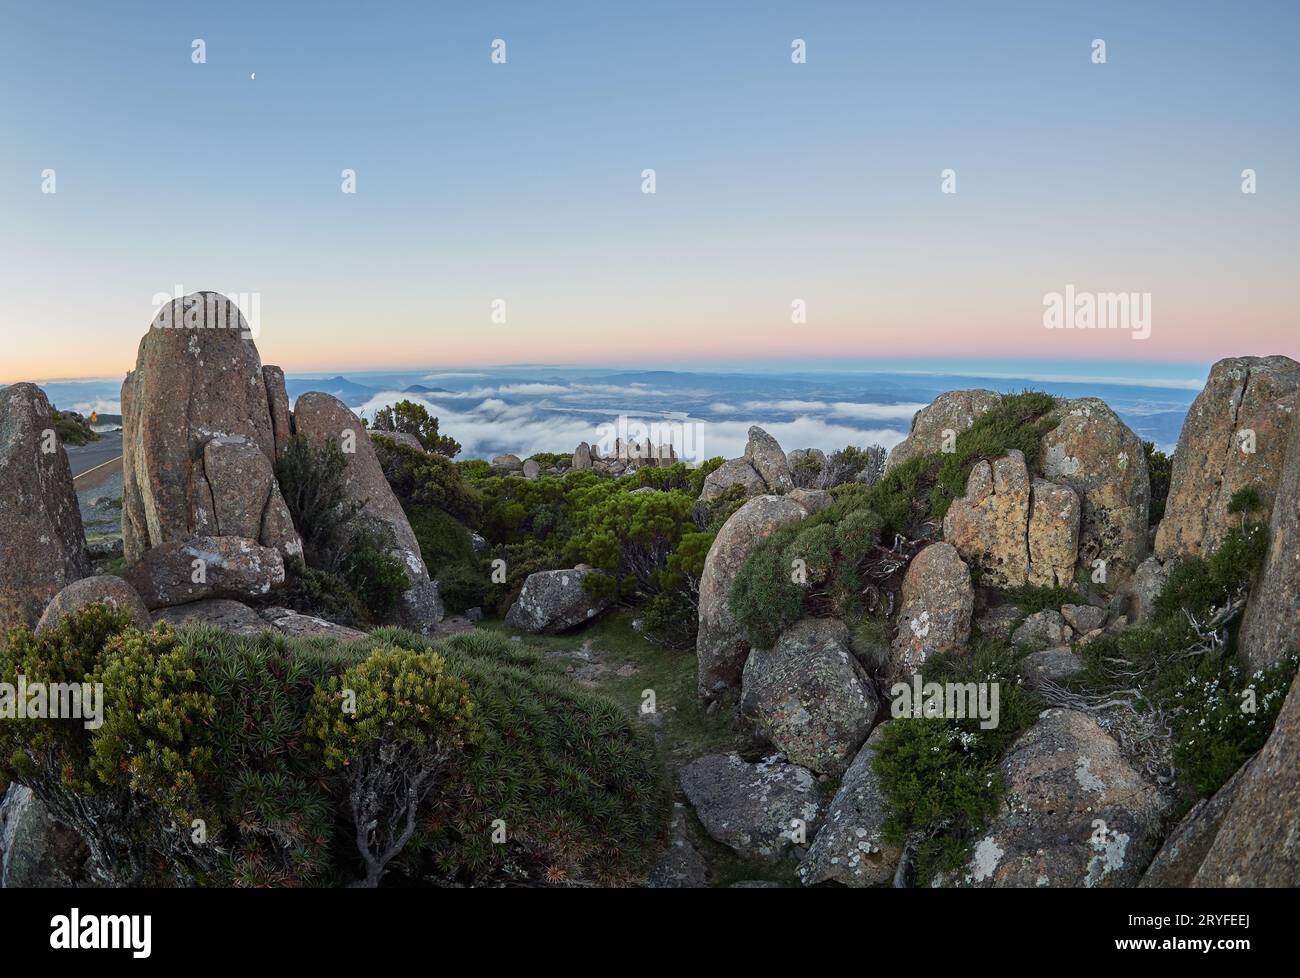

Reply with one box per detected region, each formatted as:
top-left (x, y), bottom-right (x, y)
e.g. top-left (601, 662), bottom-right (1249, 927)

top-left (1144, 441), bottom-right (1172, 524)
top-left (373, 438), bottom-right (481, 526)
top-left (276, 435), bottom-right (361, 568)
top-left (370, 400), bottom-right (460, 457)
top-left (337, 527), bottom-right (410, 619)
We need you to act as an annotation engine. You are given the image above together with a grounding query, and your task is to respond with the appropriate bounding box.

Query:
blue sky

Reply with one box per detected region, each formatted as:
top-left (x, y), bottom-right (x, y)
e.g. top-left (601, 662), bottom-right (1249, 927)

top-left (3, 1), bottom-right (1297, 381)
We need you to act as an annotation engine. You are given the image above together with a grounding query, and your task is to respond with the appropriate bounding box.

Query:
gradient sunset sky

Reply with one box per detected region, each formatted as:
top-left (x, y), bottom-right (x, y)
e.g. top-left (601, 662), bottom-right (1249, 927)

top-left (2, 1), bottom-right (1296, 383)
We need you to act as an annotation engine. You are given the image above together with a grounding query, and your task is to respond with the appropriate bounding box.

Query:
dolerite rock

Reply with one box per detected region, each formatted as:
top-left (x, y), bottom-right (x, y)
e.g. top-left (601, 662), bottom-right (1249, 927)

top-left (0, 785), bottom-right (90, 888)
top-left (942, 451), bottom-right (1079, 588)
top-left (521, 459), bottom-right (541, 480)
top-left (258, 606), bottom-right (368, 641)
top-left (1117, 556), bottom-right (1174, 625)
top-left (1156, 356), bottom-right (1300, 561)
top-left (1060, 604), bottom-right (1107, 635)
top-left (697, 494), bottom-right (818, 701)
top-left (679, 753), bottom-right (825, 862)
top-left (293, 392), bottom-right (441, 634)
top-left (974, 604), bottom-right (1022, 641)
top-left (698, 457), bottom-right (766, 501)
top-left (1239, 407), bottom-right (1300, 671)
top-left (573, 442), bottom-right (593, 470)
top-left (1038, 398), bottom-right (1149, 588)
top-left (787, 488), bottom-right (833, 514)
top-left (1191, 670), bottom-right (1300, 886)
top-left (799, 726), bottom-right (899, 887)
top-left (124, 536), bottom-right (285, 609)
top-left (36, 576), bottom-right (151, 633)
top-left (503, 567), bottom-right (613, 634)
top-left (740, 618), bottom-right (879, 776)
top-left (942, 452), bottom-right (1032, 587)
top-left (491, 454), bottom-right (522, 471)
top-left (1027, 479), bottom-right (1081, 587)
top-left (152, 598), bottom-right (269, 637)
top-left (263, 365), bottom-right (292, 456)
top-left (891, 543), bottom-right (973, 678)
top-left (1011, 609), bottom-right (1073, 650)
top-left (886, 389), bottom-right (1002, 472)
top-left (1139, 758), bottom-right (1252, 888)
top-left (744, 426), bottom-right (794, 493)
top-left (368, 430), bottom-right (424, 453)
top-left (955, 709), bottom-right (1167, 887)
top-left (0, 383), bottom-right (91, 639)
top-left (120, 293), bottom-right (300, 565)
top-left (1019, 647), bottom-right (1084, 686)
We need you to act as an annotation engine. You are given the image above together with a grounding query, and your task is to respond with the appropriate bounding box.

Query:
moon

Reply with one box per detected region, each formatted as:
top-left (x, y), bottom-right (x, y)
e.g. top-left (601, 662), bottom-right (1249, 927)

top-left (250, 72), bottom-right (256, 80)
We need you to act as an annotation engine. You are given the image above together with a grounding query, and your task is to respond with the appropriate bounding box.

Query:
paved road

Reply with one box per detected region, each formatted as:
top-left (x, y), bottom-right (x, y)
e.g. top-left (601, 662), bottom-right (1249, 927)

top-left (66, 430), bottom-right (123, 476)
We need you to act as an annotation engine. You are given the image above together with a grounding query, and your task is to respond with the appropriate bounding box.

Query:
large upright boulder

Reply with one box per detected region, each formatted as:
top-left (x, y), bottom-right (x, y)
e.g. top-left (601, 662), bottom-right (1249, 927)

top-left (696, 494), bottom-right (818, 701)
top-left (1037, 398), bottom-right (1149, 588)
top-left (891, 542), bottom-right (973, 677)
top-left (293, 392), bottom-right (442, 633)
top-left (942, 452), bottom-right (1032, 587)
top-left (1156, 356), bottom-right (1300, 561)
top-left (1239, 407), bottom-right (1300, 671)
top-left (0, 383), bottom-right (91, 639)
top-left (120, 293), bottom-right (301, 567)
top-left (886, 389), bottom-right (1001, 472)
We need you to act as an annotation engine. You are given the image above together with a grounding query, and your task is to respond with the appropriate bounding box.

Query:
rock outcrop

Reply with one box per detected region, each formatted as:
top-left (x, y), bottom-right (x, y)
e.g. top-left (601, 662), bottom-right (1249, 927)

top-left (121, 294), bottom-right (301, 568)
top-left (942, 450), bottom-right (1080, 589)
top-left (0, 383), bottom-right (91, 639)
top-left (293, 391), bottom-right (443, 633)
top-left (1238, 406), bottom-right (1300, 671)
top-left (0, 785), bottom-right (89, 887)
top-left (886, 389), bottom-right (1001, 472)
top-left (891, 542), bottom-right (973, 677)
top-left (1037, 398), bottom-right (1149, 588)
top-left (740, 618), bottom-right (878, 775)
top-left (955, 709), bottom-right (1167, 887)
top-left (1156, 356), bottom-right (1300, 561)
top-left (697, 493), bottom-right (819, 701)
top-left (503, 567), bottom-right (613, 634)
top-left (699, 427), bottom-right (792, 501)
top-left (36, 576), bottom-right (151, 634)
top-left (679, 753), bottom-right (824, 862)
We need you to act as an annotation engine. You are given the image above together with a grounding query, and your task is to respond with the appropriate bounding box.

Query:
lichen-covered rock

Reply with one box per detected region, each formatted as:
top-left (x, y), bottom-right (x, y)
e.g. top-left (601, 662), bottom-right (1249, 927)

top-left (1028, 479), bottom-right (1081, 587)
top-left (699, 457), bottom-right (766, 501)
top-left (798, 727), bottom-right (900, 887)
top-left (503, 567), bottom-right (612, 634)
top-left (1191, 670), bottom-right (1300, 886)
top-left (741, 618), bottom-right (879, 776)
top-left (152, 598), bottom-right (269, 637)
top-left (1239, 408), bottom-right (1300, 672)
top-left (1020, 647), bottom-right (1084, 686)
top-left (572, 442), bottom-right (593, 470)
top-left (891, 542), bottom-right (973, 677)
top-left (491, 454), bottom-right (522, 471)
top-left (1011, 609), bottom-right (1073, 650)
top-left (886, 389), bottom-right (1002, 472)
top-left (258, 606), bottom-right (368, 641)
top-left (955, 709), bottom-right (1167, 887)
top-left (293, 392), bottom-right (441, 633)
top-left (1038, 398), bottom-right (1149, 588)
top-left (697, 494), bottom-right (817, 700)
top-left (0, 785), bottom-right (90, 888)
top-left (942, 452), bottom-right (1031, 587)
top-left (679, 753), bottom-right (825, 862)
top-left (522, 459), bottom-right (541, 480)
top-left (1116, 556), bottom-right (1175, 626)
top-left (36, 576), bottom-right (151, 634)
top-left (123, 536), bottom-right (286, 609)
top-left (120, 294), bottom-right (295, 565)
top-left (0, 383), bottom-right (91, 640)
top-left (1156, 356), bottom-right (1300, 561)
